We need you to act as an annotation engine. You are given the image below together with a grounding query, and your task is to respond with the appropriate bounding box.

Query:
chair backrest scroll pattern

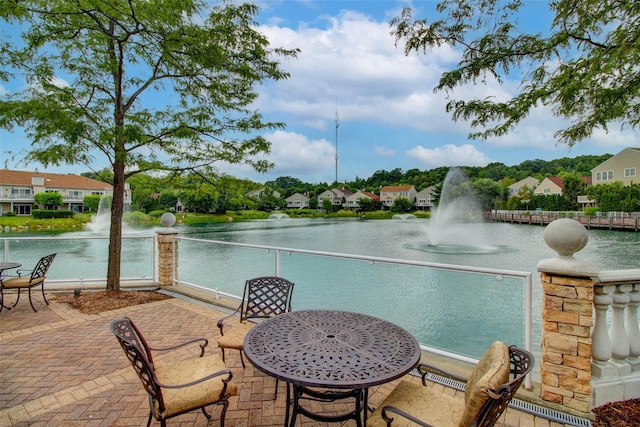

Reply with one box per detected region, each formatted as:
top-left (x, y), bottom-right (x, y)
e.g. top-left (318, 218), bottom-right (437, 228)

top-left (110, 318), bottom-right (163, 407)
top-left (241, 276), bottom-right (294, 321)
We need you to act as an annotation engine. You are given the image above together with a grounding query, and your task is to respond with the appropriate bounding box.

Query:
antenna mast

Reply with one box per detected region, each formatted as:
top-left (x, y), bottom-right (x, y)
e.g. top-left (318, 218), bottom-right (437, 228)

top-left (335, 105), bottom-right (339, 184)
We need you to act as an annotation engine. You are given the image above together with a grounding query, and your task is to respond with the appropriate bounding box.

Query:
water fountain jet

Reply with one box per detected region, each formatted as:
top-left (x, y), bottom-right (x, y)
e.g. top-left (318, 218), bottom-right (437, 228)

top-left (407, 168), bottom-right (500, 254)
top-left (86, 194), bottom-right (112, 234)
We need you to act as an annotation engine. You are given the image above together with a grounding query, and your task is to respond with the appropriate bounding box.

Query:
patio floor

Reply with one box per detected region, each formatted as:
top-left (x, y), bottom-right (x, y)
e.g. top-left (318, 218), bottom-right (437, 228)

top-left (0, 291), bottom-right (578, 427)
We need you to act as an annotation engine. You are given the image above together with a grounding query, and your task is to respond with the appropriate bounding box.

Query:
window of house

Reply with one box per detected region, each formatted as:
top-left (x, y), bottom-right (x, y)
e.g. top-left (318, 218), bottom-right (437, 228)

top-left (13, 204), bottom-right (31, 215)
top-left (11, 188), bottom-right (32, 197)
top-left (543, 188), bottom-right (550, 194)
top-left (596, 170), bottom-right (614, 181)
top-left (69, 190), bottom-right (83, 200)
top-left (624, 167), bottom-right (636, 177)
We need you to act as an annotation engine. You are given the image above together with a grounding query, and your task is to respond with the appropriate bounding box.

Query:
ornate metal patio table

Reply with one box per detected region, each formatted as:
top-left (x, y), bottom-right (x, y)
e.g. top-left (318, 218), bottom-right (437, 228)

top-left (243, 309), bottom-right (421, 427)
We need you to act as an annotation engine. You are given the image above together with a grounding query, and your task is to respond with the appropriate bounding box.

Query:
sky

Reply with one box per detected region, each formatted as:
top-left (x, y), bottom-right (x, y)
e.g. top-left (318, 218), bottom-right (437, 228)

top-left (1, 0), bottom-right (638, 184)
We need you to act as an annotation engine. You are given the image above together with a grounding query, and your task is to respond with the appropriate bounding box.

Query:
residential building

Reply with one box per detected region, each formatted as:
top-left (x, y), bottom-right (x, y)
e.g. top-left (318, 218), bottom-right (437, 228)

top-left (245, 187), bottom-right (281, 199)
top-left (534, 177), bottom-right (564, 196)
top-left (284, 192), bottom-right (309, 209)
top-left (380, 185), bottom-right (416, 208)
top-left (415, 186), bottom-right (437, 210)
top-left (534, 176), bottom-right (594, 211)
top-left (316, 188), bottom-right (354, 209)
top-left (0, 169), bottom-right (129, 215)
top-left (344, 190), bottom-right (380, 210)
top-left (591, 147), bottom-right (640, 186)
top-left (508, 177), bottom-right (540, 197)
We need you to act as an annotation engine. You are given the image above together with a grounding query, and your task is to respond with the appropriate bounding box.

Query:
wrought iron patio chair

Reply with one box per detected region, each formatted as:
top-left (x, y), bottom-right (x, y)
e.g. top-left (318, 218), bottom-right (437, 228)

top-left (0, 253), bottom-right (56, 312)
top-left (110, 317), bottom-right (237, 427)
top-left (216, 276), bottom-right (294, 399)
top-left (216, 276), bottom-right (295, 367)
top-left (367, 341), bottom-right (534, 427)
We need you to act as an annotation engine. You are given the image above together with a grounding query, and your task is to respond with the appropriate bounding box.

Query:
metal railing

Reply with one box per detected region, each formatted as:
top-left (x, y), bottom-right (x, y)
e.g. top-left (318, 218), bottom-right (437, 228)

top-left (173, 236), bottom-right (534, 388)
top-left (1, 235), bottom-right (157, 286)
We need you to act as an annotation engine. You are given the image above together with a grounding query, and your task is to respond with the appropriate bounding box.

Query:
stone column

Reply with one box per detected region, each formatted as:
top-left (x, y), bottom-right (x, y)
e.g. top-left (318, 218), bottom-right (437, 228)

top-left (537, 219), bottom-right (597, 413)
top-left (157, 213), bottom-right (178, 287)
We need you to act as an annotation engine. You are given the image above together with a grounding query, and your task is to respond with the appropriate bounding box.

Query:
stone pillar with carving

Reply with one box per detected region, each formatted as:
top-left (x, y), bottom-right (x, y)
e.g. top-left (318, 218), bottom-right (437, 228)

top-left (537, 218), bottom-right (597, 413)
top-left (157, 213), bottom-right (178, 287)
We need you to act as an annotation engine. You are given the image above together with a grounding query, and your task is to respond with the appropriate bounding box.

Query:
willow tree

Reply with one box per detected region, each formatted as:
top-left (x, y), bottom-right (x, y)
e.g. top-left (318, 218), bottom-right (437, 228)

top-left (0, 0), bottom-right (297, 290)
top-left (391, 0), bottom-right (640, 145)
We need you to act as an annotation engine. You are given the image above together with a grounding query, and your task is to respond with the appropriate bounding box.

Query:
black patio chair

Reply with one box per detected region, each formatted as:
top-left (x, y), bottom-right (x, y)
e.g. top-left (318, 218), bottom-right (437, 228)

top-left (367, 341), bottom-right (534, 427)
top-left (216, 276), bottom-right (295, 367)
top-left (110, 317), bottom-right (237, 427)
top-left (0, 253), bottom-right (56, 312)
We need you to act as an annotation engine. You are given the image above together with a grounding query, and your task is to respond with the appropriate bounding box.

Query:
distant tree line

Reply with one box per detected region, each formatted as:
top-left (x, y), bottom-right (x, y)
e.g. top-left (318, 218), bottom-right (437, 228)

top-left (81, 153), bottom-right (640, 214)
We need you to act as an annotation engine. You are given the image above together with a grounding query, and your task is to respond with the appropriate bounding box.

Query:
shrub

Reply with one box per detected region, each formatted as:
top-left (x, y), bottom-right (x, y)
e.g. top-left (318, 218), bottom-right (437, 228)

top-left (124, 211), bottom-right (151, 225)
top-left (583, 207), bottom-right (599, 217)
top-left (32, 210), bottom-right (75, 219)
top-left (148, 210), bottom-right (166, 218)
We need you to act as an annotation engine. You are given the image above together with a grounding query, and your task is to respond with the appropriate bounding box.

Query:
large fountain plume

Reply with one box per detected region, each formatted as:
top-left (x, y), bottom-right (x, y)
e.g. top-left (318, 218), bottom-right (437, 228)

top-left (409, 168), bottom-right (498, 254)
top-left (86, 195), bottom-right (112, 234)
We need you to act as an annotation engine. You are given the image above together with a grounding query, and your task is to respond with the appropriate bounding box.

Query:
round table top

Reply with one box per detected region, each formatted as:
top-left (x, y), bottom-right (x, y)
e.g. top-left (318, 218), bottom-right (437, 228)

top-left (244, 309), bottom-right (421, 389)
top-left (0, 262), bottom-right (21, 271)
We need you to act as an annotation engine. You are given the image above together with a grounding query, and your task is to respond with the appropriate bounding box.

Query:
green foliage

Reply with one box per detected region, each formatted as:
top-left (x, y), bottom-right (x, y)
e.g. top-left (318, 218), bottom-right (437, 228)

top-left (123, 211), bottom-right (152, 226)
top-left (0, 0), bottom-right (297, 289)
top-left (33, 192), bottom-right (63, 209)
top-left (83, 195), bottom-right (102, 212)
top-left (585, 182), bottom-right (640, 212)
top-left (391, 0), bottom-right (640, 146)
top-left (322, 198), bottom-right (333, 213)
top-left (390, 197), bottom-right (414, 213)
top-left (147, 210), bottom-right (166, 218)
top-left (32, 209), bottom-right (74, 219)
top-left (583, 207), bottom-right (599, 216)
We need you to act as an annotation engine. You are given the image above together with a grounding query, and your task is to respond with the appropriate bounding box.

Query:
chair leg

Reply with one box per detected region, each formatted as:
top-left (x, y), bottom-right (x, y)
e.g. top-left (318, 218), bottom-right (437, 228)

top-left (219, 399), bottom-right (230, 427)
top-left (201, 406), bottom-right (212, 420)
top-left (11, 289), bottom-right (21, 308)
top-left (41, 283), bottom-right (49, 305)
top-left (146, 412), bottom-right (153, 427)
top-left (28, 287), bottom-right (38, 312)
top-left (239, 350), bottom-right (246, 368)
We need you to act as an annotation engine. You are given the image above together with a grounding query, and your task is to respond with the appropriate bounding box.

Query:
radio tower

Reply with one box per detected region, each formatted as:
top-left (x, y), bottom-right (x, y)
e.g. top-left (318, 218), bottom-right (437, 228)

top-left (335, 106), bottom-right (339, 184)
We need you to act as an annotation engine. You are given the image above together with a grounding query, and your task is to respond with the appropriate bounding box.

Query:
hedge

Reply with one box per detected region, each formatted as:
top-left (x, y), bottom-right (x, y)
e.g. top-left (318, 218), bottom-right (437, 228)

top-left (32, 210), bottom-right (75, 219)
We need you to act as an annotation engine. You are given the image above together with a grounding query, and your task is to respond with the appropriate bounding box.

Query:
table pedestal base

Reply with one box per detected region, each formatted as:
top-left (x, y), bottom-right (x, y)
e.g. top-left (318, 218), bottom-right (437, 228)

top-left (286, 384), bottom-right (368, 427)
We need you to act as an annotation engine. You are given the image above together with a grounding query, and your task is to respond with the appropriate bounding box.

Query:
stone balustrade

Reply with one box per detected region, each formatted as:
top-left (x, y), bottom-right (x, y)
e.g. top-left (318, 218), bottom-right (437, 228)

top-left (538, 218), bottom-right (640, 413)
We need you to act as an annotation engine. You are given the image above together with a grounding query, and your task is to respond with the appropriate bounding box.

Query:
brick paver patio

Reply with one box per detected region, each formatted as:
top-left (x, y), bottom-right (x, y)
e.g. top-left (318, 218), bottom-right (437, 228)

top-left (0, 291), bottom-right (576, 426)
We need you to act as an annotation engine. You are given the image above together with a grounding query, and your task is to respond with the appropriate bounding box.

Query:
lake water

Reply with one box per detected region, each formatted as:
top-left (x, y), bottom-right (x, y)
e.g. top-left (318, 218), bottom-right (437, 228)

top-left (173, 217), bottom-right (639, 361)
top-left (2, 217), bottom-right (638, 362)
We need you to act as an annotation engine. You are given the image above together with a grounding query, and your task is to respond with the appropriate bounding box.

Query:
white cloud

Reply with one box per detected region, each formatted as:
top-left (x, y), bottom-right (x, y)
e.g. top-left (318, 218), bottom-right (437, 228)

top-left (375, 146), bottom-right (395, 157)
top-left (406, 144), bottom-right (491, 167)
top-left (220, 130), bottom-right (335, 182)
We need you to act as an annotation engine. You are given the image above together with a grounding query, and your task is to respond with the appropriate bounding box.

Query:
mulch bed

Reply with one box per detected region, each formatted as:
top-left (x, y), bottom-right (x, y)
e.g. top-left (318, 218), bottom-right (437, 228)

top-left (53, 290), bottom-right (172, 314)
top-left (592, 398), bottom-right (640, 427)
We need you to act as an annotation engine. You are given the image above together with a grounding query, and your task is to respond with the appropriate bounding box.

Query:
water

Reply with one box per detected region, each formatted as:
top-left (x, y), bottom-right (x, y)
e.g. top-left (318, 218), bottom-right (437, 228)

top-left (174, 218), bottom-right (639, 362)
top-left (2, 217), bottom-right (638, 362)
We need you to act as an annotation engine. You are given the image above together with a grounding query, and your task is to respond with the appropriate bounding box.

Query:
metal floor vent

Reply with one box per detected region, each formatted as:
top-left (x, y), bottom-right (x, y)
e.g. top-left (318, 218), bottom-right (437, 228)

top-left (409, 368), bottom-right (592, 427)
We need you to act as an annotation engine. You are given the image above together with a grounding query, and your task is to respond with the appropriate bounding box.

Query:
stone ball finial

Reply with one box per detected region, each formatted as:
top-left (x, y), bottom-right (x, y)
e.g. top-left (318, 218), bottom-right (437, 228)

top-left (543, 218), bottom-right (588, 257)
top-left (160, 212), bottom-right (176, 228)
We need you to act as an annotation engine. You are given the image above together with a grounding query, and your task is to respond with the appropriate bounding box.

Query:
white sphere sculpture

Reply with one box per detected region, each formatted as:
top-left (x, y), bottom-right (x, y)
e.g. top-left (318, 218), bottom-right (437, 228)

top-left (543, 218), bottom-right (588, 257)
top-left (160, 212), bottom-right (176, 228)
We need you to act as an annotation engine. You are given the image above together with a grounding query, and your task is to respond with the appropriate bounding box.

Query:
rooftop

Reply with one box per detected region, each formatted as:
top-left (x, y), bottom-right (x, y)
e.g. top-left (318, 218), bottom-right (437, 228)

top-left (0, 290), bottom-right (581, 427)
